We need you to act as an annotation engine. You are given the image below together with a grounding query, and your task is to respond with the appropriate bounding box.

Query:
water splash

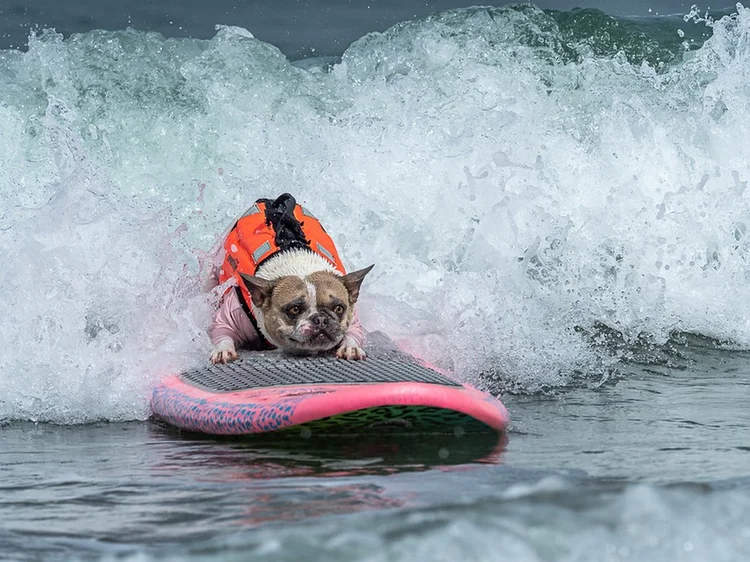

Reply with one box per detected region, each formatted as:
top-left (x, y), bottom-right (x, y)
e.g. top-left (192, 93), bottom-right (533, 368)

top-left (2, 5), bottom-right (750, 422)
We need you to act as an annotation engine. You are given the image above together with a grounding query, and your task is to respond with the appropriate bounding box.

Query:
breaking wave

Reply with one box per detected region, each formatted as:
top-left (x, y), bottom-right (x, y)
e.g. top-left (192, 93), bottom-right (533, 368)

top-left (2, 4), bottom-right (750, 421)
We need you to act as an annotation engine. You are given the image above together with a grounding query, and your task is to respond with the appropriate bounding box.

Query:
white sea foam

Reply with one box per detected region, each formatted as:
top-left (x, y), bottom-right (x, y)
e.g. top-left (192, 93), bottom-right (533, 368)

top-left (2, 6), bottom-right (750, 422)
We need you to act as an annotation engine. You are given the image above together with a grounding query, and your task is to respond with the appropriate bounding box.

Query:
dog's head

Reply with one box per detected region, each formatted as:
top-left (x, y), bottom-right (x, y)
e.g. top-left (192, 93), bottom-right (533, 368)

top-left (240, 265), bottom-right (373, 354)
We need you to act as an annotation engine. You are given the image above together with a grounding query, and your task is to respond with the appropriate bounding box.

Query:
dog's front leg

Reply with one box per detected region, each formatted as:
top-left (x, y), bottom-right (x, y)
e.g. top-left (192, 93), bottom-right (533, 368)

top-left (210, 338), bottom-right (239, 364)
top-left (335, 336), bottom-right (366, 360)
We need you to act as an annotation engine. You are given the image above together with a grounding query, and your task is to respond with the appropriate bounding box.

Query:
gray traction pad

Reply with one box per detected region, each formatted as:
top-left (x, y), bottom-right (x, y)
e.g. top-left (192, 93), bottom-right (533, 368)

top-left (180, 353), bottom-right (461, 392)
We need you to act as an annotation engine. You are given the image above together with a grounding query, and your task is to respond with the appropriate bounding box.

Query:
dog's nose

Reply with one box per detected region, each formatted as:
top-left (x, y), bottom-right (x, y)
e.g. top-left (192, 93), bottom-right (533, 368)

top-left (312, 314), bottom-right (329, 328)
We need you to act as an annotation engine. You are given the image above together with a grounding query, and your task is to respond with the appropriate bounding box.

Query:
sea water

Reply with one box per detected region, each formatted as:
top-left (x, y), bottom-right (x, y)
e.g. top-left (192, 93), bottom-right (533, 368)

top-left (1, 3), bottom-right (750, 561)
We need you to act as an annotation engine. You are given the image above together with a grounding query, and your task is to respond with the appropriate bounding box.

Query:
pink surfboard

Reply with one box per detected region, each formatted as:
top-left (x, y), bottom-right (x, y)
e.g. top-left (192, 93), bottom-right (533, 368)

top-left (150, 352), bottom-right (509, 436)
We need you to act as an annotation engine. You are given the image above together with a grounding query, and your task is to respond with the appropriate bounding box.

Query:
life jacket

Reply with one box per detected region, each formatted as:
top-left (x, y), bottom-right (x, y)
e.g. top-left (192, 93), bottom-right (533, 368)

top-left (217, 195), bottom-right (346, 348)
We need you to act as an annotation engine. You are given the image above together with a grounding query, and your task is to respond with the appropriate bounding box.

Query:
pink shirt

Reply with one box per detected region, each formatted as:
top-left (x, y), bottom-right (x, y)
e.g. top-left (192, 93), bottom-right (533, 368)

top-left (209, 288), bottom-right (365, 350)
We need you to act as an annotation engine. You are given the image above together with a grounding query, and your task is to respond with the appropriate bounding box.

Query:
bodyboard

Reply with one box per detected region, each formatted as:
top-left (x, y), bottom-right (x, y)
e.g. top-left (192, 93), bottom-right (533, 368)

top-left (151, 353), bottom-right (509, 436)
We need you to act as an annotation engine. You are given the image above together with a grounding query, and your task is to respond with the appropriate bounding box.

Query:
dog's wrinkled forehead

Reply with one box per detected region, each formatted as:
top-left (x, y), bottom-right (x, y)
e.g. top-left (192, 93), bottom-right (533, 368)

top-left (269, 276), bottom-right (308, 306)
top-left (270, 272), bottom-right (349, 307)
top-left (306, 271), bottom-right (350, 304)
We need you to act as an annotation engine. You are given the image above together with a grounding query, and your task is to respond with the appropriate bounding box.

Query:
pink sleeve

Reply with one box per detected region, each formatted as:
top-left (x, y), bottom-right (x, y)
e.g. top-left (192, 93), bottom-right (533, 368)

top-left (345, 308), bottom-right (366, 348)
top-left (209, 290), bottom-right (262, 348)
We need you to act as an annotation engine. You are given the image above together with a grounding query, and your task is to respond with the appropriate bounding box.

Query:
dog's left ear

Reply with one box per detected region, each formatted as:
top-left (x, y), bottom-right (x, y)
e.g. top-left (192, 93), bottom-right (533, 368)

top-left (240, 273), bottom-right (274, 308)
top-left (341, 264), bottom-right (374, 304)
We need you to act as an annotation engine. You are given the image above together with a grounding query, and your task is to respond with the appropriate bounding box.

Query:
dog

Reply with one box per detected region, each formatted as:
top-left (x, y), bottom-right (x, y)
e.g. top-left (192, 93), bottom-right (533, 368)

top-left (209, 194), bottom-right (373, 364)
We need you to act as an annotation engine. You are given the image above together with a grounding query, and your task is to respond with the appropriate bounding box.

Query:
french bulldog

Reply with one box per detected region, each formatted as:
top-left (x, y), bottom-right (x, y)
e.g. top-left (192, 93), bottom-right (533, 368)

top-left (208, 196), bottom-right (373, 364)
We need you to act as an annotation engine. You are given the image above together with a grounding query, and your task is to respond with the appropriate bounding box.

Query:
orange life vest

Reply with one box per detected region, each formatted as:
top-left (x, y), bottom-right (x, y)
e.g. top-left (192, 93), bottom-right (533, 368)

top-left (218, 199), bottom-right (347, 318)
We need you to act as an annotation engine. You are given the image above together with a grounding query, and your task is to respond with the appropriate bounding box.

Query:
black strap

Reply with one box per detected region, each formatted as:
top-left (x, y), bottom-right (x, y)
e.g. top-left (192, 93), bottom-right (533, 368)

top-left (256, 193), bottom-right (310, 253)
top-left (234, 286), bottom-right (275, 350)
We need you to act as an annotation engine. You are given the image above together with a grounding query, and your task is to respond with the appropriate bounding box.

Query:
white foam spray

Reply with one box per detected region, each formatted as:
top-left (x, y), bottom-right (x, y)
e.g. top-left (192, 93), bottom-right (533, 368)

top-left (2, 7), bottom-right (750, 421)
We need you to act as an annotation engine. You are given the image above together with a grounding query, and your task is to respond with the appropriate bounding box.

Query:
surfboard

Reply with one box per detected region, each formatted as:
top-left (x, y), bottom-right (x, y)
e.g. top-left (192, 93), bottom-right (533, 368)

top-left (150, 351), bottom-right (509, 437)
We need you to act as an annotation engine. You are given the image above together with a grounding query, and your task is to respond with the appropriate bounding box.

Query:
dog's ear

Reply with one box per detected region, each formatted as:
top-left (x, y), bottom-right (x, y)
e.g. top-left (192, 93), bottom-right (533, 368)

top-left (341, 265), bottom-right (374, 304)
top-left (240, 274), bottom-right (274, 308)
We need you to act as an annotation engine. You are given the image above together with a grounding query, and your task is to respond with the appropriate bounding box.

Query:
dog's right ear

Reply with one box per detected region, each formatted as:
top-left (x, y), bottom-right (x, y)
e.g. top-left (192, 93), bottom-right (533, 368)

top-left (341, 264), bottom-right (375, 304)
top-left (240, 274), bottom-right (274, 308)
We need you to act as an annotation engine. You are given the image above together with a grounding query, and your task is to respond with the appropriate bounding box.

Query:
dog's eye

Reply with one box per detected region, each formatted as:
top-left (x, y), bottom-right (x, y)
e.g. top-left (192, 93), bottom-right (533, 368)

top-left (287, 306), bottom-right (301, 317)
top-left (333, 304), bottom-right (345, 316)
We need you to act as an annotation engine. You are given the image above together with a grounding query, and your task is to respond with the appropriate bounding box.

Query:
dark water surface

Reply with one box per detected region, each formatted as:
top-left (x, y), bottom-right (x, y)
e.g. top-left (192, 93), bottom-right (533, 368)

top-left (0, 0), bottom-right (707, 56)
top-left (4, 346), bottom-right (750, 561)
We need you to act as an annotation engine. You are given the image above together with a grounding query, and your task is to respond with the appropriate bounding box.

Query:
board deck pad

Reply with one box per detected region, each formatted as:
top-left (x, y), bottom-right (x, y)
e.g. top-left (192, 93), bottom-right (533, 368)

top-left (181, 355), bottom-right (461, 392)
top-left (151, 345), bottom-right (509, 436)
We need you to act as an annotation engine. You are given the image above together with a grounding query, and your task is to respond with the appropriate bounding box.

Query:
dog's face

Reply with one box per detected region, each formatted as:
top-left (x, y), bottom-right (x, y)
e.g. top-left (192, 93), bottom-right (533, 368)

top-left (240, 265), bottom-right (373, 354)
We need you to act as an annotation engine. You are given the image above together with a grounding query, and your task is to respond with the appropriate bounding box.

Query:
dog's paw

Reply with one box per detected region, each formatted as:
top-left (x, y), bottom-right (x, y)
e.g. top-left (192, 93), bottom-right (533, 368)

top-left (336, 338), bottom-right (366, 360)
top-left (210, 339), bottom-right (239, 364)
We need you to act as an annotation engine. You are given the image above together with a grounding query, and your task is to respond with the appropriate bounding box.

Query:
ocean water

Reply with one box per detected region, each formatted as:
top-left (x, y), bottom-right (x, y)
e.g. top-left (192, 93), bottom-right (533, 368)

top-left (1, 1), bottom-right (750, 560)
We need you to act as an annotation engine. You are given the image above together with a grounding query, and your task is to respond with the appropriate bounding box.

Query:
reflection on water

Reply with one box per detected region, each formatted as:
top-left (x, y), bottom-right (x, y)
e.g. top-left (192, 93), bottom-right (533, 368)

top-left (148, 422), bottom-right (508, 479)
top-left (0, 421), bottom-right (508, 554)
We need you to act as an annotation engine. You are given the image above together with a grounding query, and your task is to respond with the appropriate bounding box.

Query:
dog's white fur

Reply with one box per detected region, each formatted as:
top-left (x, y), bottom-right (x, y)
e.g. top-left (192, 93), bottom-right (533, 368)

top-left (254, 249), bottom-right (338, 280)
